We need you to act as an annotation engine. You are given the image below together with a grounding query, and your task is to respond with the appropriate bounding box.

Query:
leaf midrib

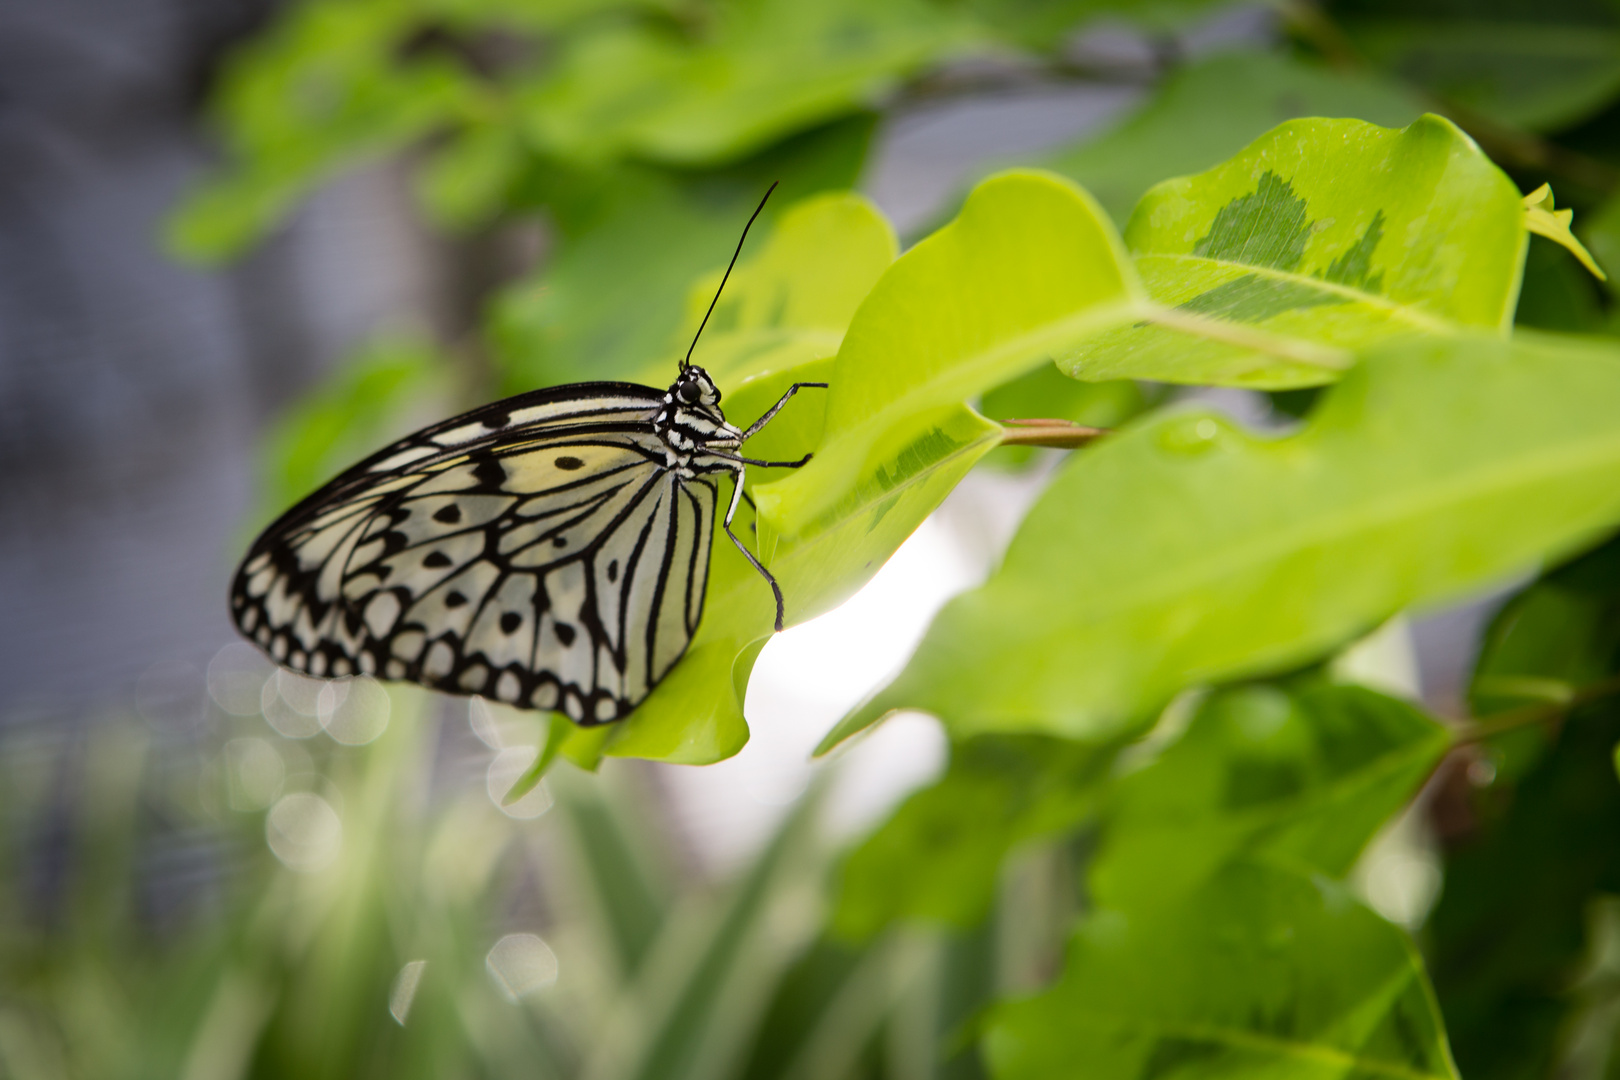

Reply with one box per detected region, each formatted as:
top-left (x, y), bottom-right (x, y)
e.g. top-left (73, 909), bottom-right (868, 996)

top-left (1143, 253), bottom-right (1458, 334)
top-left (1009, 423), bottom-right (1620, 627)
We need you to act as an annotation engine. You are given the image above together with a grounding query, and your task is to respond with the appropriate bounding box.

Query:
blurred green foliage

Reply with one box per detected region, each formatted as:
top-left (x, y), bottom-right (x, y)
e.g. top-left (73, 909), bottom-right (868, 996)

top-left (16, 0), bottom-right (1620, 1076)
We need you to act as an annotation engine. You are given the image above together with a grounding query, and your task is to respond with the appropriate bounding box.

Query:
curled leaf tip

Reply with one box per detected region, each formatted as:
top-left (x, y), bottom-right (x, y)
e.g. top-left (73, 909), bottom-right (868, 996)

top-left (1523, 184), bottom-right (1607, 282)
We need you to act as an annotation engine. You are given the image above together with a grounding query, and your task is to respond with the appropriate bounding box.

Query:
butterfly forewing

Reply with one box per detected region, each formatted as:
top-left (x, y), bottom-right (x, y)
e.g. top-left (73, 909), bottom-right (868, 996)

top-left (230, 381), bottom-right (717, 725)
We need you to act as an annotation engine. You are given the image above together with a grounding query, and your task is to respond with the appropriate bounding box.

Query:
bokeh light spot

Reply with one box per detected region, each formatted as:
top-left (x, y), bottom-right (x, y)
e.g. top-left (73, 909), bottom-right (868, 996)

top-left (323, 676), bottom-right (389, 745)
top-left (207, 643), bottom-right (274, 716)
top-left (389, 959), bottom-right (428, 1025)
top-left (224, 737), bottom-right (284, 811)
top-left (265, 792), bottom-right (342, 872)
top-left (485, 933), bottom-right (557, 1000)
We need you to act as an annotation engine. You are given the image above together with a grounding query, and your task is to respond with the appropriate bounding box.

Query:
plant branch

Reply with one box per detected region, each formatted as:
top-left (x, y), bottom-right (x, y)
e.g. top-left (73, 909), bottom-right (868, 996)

top-left (1451, 672), bottom-right (1620, 745)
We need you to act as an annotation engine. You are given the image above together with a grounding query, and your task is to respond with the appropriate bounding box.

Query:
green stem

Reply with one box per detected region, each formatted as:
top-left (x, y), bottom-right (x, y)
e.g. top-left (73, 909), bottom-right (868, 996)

top-left (1451, 672), bottom-right (1620, 745)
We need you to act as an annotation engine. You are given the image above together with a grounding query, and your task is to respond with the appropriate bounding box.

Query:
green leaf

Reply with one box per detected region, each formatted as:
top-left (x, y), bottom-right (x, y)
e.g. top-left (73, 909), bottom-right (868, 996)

top-left (610, 379), bottom-right (1000, 762)
top-left (167, 0), bottom-right (480, 261)
top-left (488, 116), bottom-right (874, 392)
top-left (757, 170), bottom-right (1144, 542)
top-left (833, 735), bottom-right (1117, 940)
top-left (840, 332), bottom-right (1620, 746)
top-left (1093, 682), bottom-right (1450, 912)
top-left (515, 0), bottom-right (971, 166)
top-left (1065, 114), bottom-right (1527, 388)
top-left (586, 191), bottom-right (995, 762)
top-left (415, 119), bottom-right (528, 231)
top-left (1042, 50), bottom-right (1424, 226)
top-left (1335, 0), bottom-right (1620, 132)
top-left (984, 859), bottom-right (1460, 1080)
top-left (1522, 184), bottom-right (1606, 281)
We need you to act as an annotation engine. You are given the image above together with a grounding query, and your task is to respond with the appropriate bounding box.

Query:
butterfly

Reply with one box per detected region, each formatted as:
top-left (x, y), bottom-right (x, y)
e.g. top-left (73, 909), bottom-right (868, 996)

top-left (229, 185), bottom-right (823, 725)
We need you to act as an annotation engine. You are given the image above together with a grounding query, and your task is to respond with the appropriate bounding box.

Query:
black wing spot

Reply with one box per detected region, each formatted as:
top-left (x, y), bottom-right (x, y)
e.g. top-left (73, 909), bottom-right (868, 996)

top-left (433, 505), bottom-right (462, 525)
top-left (606, 559), bottom-right (618, 583)
top-left (482, 410), bottom-right (510, 429)
top-left (423, 551), bottom-right (452, 568)
top-left (555, 455), bottom-right (584, 471)
top-left (553, 536), bottom-right (568, 548)
top-left (445, 591), bottom-right (468, 608)
top-left (555, 623), bottom-right (576, 646)
top-left (474, 460), bottom-right (506, 488)
top-left (500, 612), bottom-right (522, 634)
top-left (344, 611), bottom-right (364, 637)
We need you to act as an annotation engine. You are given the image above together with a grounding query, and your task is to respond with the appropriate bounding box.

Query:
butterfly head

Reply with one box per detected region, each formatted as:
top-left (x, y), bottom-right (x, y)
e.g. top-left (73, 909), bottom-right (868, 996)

top-left (671, 366), bottom-right (722, 410)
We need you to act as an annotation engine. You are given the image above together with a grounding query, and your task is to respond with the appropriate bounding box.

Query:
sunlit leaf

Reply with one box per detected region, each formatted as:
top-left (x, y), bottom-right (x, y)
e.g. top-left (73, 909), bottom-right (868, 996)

top-left (758, 170), bottom-right (1144, 541)
top-left (1065, 114), bottom-right (1527, 387)
top-left (1522, 183), bottom-right (1607, 280)
top-left (984, 860), bottom-right (1460, 1080)
top-left (837, 332), bottom-right (1620, 745)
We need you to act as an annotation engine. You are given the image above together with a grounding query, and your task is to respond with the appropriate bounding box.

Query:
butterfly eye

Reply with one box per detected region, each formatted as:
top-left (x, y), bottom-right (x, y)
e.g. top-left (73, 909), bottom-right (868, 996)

top-left (677, 382), bottom-right (702, 404)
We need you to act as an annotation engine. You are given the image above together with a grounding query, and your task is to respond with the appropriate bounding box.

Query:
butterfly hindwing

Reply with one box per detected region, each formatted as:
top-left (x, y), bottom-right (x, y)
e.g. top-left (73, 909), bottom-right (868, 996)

top-left (230, 381), bottom-right (720, 724)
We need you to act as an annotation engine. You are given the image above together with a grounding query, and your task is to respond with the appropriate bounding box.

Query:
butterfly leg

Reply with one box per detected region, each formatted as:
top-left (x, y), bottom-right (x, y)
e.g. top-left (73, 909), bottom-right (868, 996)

top-left (722, 462), bottom-right (787, 632)
top-left (741, 382), bottom-right (829, 440)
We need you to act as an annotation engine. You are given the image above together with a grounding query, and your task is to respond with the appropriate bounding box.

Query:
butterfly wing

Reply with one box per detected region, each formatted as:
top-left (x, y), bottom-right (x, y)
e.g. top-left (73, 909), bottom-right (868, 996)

top-left (231, 382), bottom-right (718, 724)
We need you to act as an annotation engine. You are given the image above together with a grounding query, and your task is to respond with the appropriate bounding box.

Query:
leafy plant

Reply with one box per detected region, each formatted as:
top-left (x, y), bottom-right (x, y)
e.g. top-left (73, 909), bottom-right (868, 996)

top-left (34, 0), bottom-right (1620, 1076)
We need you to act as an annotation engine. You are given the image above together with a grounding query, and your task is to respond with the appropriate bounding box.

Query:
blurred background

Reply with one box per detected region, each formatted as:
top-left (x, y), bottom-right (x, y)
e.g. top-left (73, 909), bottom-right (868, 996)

top-left (1, 0), bottom-right (1616, 1076)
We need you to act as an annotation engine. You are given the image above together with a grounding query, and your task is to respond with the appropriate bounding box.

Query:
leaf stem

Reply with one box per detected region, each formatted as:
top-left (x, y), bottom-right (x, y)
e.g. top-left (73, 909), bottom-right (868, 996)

top-left (998, 419), bottom-right (1111, 448)
top-left (1451, 672), bottom-right (1620, 745)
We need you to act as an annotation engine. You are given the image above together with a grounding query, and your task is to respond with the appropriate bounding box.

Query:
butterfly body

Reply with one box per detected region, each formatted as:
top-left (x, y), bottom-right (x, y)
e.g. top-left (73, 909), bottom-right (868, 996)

top-left (231, 365), bottom-right (821, 725)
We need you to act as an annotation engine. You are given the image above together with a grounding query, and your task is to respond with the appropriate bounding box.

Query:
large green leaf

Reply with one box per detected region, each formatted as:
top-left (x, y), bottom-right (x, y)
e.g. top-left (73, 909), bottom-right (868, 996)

top-left (1042, 50), bottom-right (1424, 225)
top-left (757, 170), bottom-right (1144, 541)
top-left (833, 332), bottom-right (1620, 746)
top-left (488, 117), bottom-right (873, 393)
top-left (592, 193), bottom-right (1002, 762)
top-left (1332, 0), bottom-right (1620, 132)
top-left (515, 0), bottom-right (971, 166)
top-left (832, 735), bottom-right (1117, 940)
top-left (1428, 535), bottom-right (1620, 1080)
top-left (1093, 681), bottom-right (1450, 912)
top-left (1066, 114), bottom-right (1527, 388)
top-left (984, 860), bottom-right (1460, 1080)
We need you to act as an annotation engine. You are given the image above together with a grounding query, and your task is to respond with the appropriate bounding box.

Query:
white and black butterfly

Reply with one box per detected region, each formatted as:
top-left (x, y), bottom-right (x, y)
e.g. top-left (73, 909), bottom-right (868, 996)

top-left (229, 187), bottom-right (822, 725)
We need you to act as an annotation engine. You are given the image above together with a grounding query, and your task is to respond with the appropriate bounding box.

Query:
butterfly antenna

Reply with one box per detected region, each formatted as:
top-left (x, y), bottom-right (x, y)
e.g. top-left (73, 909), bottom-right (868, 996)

top-left (683, 181), bottom-right (778, 372)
